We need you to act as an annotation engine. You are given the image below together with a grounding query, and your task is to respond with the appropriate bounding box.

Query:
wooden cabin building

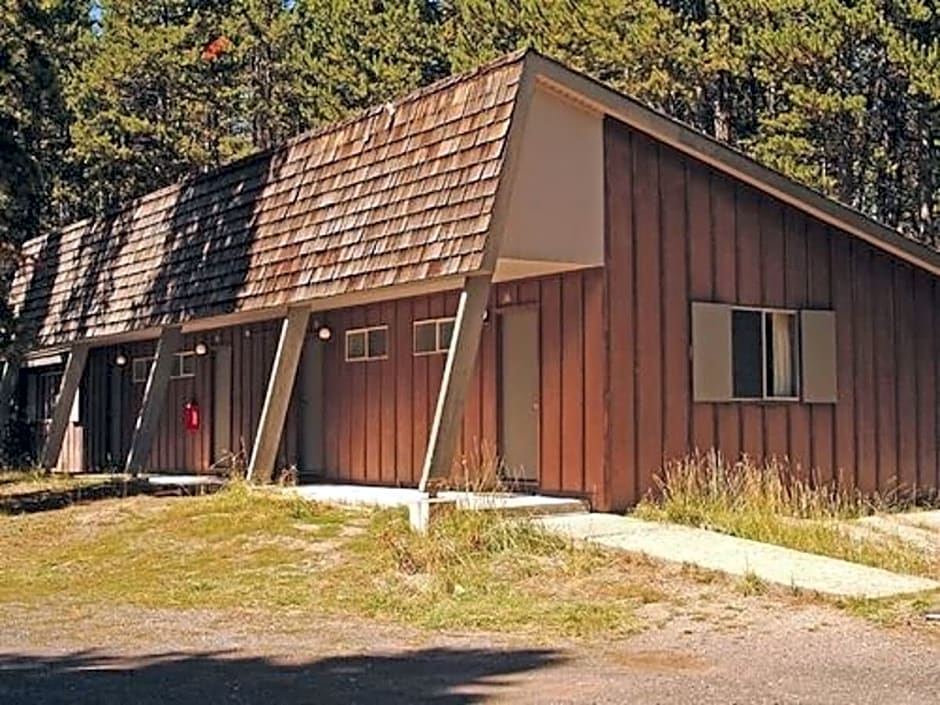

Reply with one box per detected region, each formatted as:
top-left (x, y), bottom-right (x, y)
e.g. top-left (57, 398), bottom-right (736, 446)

top-left (6, 51), bottom-right (940, 511)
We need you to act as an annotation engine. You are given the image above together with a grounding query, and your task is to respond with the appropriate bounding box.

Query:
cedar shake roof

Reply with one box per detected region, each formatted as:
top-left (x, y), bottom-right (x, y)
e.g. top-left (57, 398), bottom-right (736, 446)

top-left (10, 51), bottom-right (526, 348)
top-left (11, 50), bottom-right (940, 353)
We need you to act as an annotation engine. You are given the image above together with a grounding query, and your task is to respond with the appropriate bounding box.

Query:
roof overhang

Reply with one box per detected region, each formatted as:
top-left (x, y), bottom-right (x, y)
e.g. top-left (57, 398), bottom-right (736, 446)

top-left (525, 53), bottom-right (940, 278)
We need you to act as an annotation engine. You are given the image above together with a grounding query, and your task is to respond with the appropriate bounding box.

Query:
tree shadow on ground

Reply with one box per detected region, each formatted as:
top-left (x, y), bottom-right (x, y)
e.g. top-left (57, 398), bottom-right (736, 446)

top-left (0, 477), bottom-right (221, 515)
top-left (0, 647), bottom-right (563, 705)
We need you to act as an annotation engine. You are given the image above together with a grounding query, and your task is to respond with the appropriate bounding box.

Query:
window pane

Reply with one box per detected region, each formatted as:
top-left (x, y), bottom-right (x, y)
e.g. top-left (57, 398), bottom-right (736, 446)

top-left (179, 353), bottom-right (195, 377)
top-left (438, 319), bottom-right (455, 350)
top-left (346, 331), bottom-right (366, 360)
top-left (132, 358), bottom-right (153, 383)
top-left (414, 322), bottom-right (437, 354)
top-left (766, 312), bottom-right (797, 397)
top-left (732, 310), bottom-right (763, 398)
top-left (367, 328), bottom-right (388, 358)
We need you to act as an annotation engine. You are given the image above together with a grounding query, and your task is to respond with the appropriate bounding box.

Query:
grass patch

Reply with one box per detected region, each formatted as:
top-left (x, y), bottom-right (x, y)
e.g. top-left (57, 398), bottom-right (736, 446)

top-left (836, 589), bottom-right (940, 626)
top-left (0, 484), bottom-right (672, 640)
top-left (635, 452), bottom-right (938, 579)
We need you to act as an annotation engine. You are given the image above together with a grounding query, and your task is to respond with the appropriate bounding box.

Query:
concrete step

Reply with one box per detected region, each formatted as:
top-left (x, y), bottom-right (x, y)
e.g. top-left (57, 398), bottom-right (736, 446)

top-left (442, 492), bottom-right (590, 517)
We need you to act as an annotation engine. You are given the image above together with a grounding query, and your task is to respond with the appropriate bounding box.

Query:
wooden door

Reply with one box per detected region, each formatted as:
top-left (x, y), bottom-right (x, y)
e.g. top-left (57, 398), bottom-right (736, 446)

top-left (499, 307), bottom-right (540, 483)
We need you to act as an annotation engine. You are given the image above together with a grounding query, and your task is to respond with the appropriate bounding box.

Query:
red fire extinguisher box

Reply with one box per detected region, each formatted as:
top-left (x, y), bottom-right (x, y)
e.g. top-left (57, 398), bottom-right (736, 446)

top-left (183, 400), bottom-right (201, 432)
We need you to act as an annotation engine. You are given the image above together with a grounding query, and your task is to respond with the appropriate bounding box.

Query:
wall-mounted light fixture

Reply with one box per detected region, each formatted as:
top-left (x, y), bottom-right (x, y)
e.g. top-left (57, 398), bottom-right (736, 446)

top-left (115, 352), bottom-right (128, 367)
top-left (315, 323), bottom-right (333, 342)
top-left (194, 342), bottom-right (209, 356)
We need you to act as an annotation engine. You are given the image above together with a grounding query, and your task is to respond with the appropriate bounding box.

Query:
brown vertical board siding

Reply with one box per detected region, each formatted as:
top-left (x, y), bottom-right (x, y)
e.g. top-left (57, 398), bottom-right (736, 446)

top-left (914, 272), bottom-right (937, 492)
top-left (364, 305), bottom-right (382, 483)
top-left (687, 158), bottom-right (715, 454)
top-left (539, 276), bottom-right (563, 493)
top-left (603, 119), bottom-right (637, 509)
top-left (736, 186), bottom-right (764, 461)
top-left (660, 149), bottom-right (689, 467)
top-left (873, 253), bottom-right (898, 488)
top-left (582, 269), bottom-right (607, 507)
top-left (380, 301), bottom-right (398, 484)
top-left (784, 212), bottom-right (812, 476)
top-left (806, 223), bottom-right (834, 483)
top-left (337, 311), bottom-right (353, 480)
top-left (760, 198), bottom-right (788, 464)
top-left (633, 135), bottom-right (663, 499)
top-left (853, 244), bottom-right (878, 492)
top-left (394, 298), bottom-right (414, 484)
top-left (426, 295), bottom-right (447, 473)
top-left (411, 297), bottom-right (430, 484)
top-left (350, 308), bottom-right (368, 483)
top-left (935, 280), bottom-right (940, 487)
top-left (893, 265), bottom-right (918, 490)
top-left (561, 272), bottom-right (585, 493)
top-left (318, 274), bottom-right (594, 493)
top-left (602, 115), bottom-right (938, 503)
top-left (323, 320), bottom-right (338, 479)
top-left (831, 236), bottom-right (857, 486)
top-left (711, 174), bottom-right (740, 462)
top-left (518, 279), bottom-right (540, 305)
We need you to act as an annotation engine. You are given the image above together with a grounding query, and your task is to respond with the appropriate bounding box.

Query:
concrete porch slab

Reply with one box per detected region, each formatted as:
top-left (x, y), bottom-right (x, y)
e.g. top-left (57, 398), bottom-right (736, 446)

top-left (143, 474), bottom-right (226, 488)
top-left (535, 513), bottom-right (940, 599)
top-left (285, 483), bottom-right (588, 515)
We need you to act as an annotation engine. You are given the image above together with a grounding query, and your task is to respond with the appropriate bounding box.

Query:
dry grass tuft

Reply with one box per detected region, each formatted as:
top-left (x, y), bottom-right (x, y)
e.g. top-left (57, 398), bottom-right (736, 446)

top-left (636, 451), bottom-right (937, 579)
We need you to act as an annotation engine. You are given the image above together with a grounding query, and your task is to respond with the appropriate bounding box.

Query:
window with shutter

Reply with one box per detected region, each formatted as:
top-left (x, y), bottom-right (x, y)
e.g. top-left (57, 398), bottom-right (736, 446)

top-left (692, 302), bottom-right (836, 404)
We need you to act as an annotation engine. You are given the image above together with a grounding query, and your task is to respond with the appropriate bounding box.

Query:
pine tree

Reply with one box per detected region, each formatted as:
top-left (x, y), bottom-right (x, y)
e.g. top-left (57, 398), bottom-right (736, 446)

top-left (0, 0), bottom-right (83, 345)
top-left (441, 0), bottom-right (701, 117)
top-left (67, 0), bottom-right (245, 213)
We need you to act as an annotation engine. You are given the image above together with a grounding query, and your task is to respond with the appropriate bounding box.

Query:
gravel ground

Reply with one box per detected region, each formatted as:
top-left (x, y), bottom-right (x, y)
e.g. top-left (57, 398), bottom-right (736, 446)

top-left (1, 601), bottom-right (938, 704)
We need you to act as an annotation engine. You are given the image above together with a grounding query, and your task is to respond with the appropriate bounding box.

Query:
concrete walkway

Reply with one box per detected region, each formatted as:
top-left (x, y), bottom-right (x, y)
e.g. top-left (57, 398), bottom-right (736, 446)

top-left (287, 484), bottom-right (587, 515)
top-left (536, 513), bottom-right (940, 599)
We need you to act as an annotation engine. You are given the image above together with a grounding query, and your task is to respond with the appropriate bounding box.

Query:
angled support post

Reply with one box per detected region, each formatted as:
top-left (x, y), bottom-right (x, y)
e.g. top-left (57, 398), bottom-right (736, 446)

top-left (125, 326), bottom-right (183, 475)
top-left (247, 306), bottom-right (310, 483)
top-left (40, 343), bottom-right (89, 470)
top-left (418, 275), bottom-right (492, 492)
top-left (0, 355), bottom-right (22, 434)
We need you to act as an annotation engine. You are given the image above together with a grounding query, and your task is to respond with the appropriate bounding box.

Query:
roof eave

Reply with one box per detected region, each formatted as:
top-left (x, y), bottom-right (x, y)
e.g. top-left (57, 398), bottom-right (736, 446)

top-left (527, 53), bottom-right (940, 278)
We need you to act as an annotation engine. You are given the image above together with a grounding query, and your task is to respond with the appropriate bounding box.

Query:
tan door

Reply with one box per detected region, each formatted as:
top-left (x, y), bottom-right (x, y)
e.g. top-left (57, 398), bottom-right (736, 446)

top-left (499, 307), bottom-right (540, 483)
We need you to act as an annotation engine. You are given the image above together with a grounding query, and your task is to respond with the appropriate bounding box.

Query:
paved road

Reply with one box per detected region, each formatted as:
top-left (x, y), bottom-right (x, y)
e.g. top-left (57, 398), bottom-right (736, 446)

top-left (1, 602), bottom-right (938, 704)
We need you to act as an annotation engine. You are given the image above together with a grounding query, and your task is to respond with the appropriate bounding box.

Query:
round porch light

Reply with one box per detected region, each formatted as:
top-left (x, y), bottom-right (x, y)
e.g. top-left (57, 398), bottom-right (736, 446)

top-left (194, 342), bottom-right (209, 356)
top-left (115, 353), bottom-right (128, 367)
top-left (316, 324), bottom-right (333, 342)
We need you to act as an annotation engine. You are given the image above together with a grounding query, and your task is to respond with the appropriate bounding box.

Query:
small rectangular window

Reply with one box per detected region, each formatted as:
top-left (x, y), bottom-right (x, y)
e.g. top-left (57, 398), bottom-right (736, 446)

top-left (345, 325), bottom-right (389, 362)
top-left (346, 330), bottom-right (366, 360)
top-left (177, 352), bottom-right (196, 378)
top-left (731, 308), bottom-right (799, 400)
top-left (132, 353), bottom-right (196, 384)
top-left (412, 317), bottom-right (456, 356)
top-left (132, 357), bottom-right (153, 384)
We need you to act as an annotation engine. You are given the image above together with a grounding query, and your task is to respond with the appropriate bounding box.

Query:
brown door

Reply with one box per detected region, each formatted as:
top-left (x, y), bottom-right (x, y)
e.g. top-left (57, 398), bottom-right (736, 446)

top-left (499, 307), bottom-right (540, 483)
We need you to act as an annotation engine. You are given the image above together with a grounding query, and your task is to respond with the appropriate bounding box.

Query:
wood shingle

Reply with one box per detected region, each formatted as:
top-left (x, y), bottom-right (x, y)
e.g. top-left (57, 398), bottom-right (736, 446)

top-left (10, 52), bottom-right (525, 348)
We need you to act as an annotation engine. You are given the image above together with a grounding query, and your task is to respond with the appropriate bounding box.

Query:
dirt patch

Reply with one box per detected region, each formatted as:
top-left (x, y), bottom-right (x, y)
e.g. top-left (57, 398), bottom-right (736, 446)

top-left (1, 600), bottom-right (939, 704)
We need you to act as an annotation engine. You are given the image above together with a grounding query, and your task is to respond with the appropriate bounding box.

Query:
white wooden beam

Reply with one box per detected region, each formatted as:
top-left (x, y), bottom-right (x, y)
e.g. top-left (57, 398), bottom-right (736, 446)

top-left (125, 326), bottom-right (183, 474)
top-left (418, 275), bottom-right (492, 491)
top-left (40, 344), bottom-right (89, 470)
top-left (247, 306), bottom-right (310, 483)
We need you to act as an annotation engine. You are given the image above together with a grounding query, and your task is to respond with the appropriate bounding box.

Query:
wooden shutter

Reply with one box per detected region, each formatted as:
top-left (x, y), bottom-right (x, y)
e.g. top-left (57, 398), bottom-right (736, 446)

top-left (691, 302), bottom-right (733, 402)
top-left (800, 310), bottom-right (837, 403)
